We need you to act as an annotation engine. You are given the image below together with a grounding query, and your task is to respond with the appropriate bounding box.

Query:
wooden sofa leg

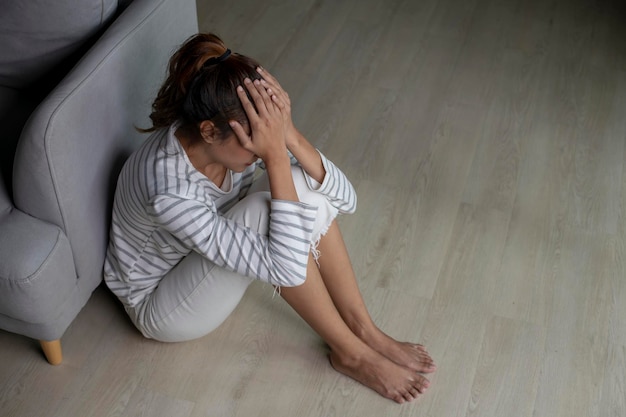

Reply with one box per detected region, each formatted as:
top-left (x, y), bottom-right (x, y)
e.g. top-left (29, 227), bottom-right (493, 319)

top-left (40, 339), bottom-right (63, 365)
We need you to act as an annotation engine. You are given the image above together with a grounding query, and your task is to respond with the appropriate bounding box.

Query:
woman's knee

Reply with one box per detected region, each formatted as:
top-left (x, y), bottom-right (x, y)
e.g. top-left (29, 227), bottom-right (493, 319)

top-left (290, 166), bottom-right (339, 238)
top-left (229, 168), bottom-right (338, 239)
top-left (290, 166), bottom-right (324, 206)
top-left (224, 191), bottom-right (271, 235)
top-left (133, 252), bottom-right (253, 342)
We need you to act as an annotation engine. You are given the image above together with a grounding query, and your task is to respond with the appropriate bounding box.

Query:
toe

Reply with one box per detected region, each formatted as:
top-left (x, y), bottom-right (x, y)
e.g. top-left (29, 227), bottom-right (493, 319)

top-left (422, 359), bottom-right (437, 372)
top-left (416, 352), bottom-right (436, 372)
top-left (412, 357), bottom-right (436, 373)
top-left (402, 391), bottom-right (416, 402)
top-left (415, 343), bottom-right (426, 350)
top-left (409, 387), bottom-right (421, 399)
top-left (415, 375), bottom-right (430, 393)
top-left (392, 392), bottom-right (406, 404)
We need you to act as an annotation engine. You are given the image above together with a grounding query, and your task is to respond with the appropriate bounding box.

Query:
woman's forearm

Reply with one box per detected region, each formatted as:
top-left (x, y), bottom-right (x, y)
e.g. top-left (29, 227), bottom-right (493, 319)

top-left (287, 129), bottom-right (326, 184)
top-left (264, 152), bottom-right (300, 202)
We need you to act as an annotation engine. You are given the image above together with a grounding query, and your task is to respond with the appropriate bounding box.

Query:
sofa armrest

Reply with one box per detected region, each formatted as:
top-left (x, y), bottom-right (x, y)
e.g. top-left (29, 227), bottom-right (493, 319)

top-left (0, 209), bottom-right (76, 327)
top-left (13, 0), bottom-right (198, 288)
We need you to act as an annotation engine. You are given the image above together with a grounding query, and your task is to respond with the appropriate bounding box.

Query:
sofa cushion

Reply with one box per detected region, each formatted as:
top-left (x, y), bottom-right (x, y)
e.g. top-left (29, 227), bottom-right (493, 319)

top-left (0, 209), bottom-right (76, 325)
top-left (0, 0), bottom-right (118, 89)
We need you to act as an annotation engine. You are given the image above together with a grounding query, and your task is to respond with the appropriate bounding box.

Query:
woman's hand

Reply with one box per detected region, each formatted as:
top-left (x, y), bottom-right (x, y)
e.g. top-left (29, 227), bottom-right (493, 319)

top-left (256, 67), bottom-right (326, 184)
top-left (230, 77), bottom-right (288, 164)
top-left (256, 67), bottom-right (299, 148)
top-left (231, 76), bottom-right (299, 203)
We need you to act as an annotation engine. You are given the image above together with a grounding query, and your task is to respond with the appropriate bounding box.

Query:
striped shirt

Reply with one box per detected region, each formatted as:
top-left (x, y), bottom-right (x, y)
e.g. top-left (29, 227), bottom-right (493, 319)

top-left (104, 124), bottom-right (356, 308)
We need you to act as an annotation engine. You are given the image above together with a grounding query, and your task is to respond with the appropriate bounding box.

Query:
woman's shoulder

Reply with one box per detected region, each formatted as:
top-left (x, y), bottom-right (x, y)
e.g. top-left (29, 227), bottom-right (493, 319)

top-left (119, 127), bottom-right (186, 192)
top-left (125, 127), bottom-right (171, 166)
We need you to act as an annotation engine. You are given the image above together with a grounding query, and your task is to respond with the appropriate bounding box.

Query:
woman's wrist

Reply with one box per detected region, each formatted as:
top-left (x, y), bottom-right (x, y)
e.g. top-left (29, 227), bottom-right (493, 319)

top-left (285, 126), bottom-right (304, 151)
top-left (264, 152), bottom-right (299, 202)
top-left (284, 130), bottom-right (326, 184)
top-left (262, 148), bottom-right (291, 168)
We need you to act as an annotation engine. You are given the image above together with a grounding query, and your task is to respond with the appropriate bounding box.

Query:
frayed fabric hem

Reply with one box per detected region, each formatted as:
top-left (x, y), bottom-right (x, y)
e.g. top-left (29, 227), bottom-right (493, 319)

top-left (272, 218), bottom-right (335, 299)
top-left (272, 285), bottom-right (282, 298)
top-left (310, 213), bottom-right (335, 268)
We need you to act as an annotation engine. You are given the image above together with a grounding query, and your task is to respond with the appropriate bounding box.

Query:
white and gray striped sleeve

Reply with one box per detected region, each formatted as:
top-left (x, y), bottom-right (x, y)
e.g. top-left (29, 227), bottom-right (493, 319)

top-left (147, 194), bottom-right (318, 287)
top-left (304, 151), bottom-right (357, 214)
top-left (260, 150), bottom-right (358, 214)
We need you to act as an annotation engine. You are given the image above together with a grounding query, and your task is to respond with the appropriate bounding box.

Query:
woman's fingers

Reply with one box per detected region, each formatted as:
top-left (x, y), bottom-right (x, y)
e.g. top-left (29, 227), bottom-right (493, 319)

top-left (257, 67), bottom-right (280, 89)
top-left (228, 119), bottom-right (252, 149)
top-left (257, 67), bottom-right (291, 106)
top-left (256, 70), bottom-right (295, 140)
top-left (233, 76), bottom-right (287, 161)
top-left (255, 79), bottom-right (280, 113)
top-left (260, 83), bottom-right (286, 108)
top-left (236, 84), bottom-right (260, 122)
top-left (271, 93), bottom-right (286, 109)
top-left (255, 68), bottom-right (292, 126)
top-left (244, 78), bottom-right (276, 116)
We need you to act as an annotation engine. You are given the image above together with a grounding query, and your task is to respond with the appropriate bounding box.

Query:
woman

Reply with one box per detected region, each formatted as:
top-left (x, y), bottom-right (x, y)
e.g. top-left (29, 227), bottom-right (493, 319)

top-left (104, 33), bottom-right (435, 403)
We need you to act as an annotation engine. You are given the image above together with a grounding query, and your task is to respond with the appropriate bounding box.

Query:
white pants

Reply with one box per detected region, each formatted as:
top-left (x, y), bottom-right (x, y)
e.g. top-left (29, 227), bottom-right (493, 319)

top-left (128, 166), bottom-right (338, 342)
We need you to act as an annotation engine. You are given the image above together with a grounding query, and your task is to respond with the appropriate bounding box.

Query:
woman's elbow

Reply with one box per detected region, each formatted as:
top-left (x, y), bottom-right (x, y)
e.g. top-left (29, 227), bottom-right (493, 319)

top-left (270, 265), bottom-right (308, 287)
top-left (275, 274), bottom-right (307, 287)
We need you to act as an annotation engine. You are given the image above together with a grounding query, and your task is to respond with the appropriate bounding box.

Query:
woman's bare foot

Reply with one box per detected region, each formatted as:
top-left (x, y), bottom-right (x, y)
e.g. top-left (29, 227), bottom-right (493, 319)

top-left (356, 326), bottom-right (437, 374)
top-left (329, 347), bottom-right (430, 404)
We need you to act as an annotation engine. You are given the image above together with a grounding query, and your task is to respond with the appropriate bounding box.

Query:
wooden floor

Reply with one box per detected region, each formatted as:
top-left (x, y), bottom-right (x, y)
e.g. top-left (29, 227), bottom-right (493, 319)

top-left (2, 0), bottom-right (626, 415)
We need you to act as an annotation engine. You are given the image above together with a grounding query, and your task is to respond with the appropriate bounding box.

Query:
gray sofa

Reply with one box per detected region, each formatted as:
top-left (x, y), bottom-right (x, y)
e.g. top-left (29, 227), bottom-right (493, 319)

top-left (0, 0), bottom-right (198, 364)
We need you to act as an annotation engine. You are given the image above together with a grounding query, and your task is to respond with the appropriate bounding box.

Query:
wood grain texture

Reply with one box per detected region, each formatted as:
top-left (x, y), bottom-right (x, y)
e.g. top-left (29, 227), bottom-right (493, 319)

top-left (1, 0), bottom-right (625, 416)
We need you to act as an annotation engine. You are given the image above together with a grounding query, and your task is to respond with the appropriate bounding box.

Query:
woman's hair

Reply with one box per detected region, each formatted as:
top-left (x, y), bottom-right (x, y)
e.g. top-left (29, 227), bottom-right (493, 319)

top-left (140, 33), bottom-right (262, 139)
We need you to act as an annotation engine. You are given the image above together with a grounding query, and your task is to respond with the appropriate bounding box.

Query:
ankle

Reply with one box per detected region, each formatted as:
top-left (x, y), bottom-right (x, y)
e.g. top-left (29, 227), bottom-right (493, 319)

top-left (347, 319), bottom-right (384, 345)
top-left (329, 339), bottom-right (373, 368)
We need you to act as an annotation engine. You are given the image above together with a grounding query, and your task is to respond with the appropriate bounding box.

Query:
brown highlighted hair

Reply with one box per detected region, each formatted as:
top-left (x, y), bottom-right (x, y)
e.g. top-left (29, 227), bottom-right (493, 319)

top-left (141, 33), bottom-right (262, 139)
